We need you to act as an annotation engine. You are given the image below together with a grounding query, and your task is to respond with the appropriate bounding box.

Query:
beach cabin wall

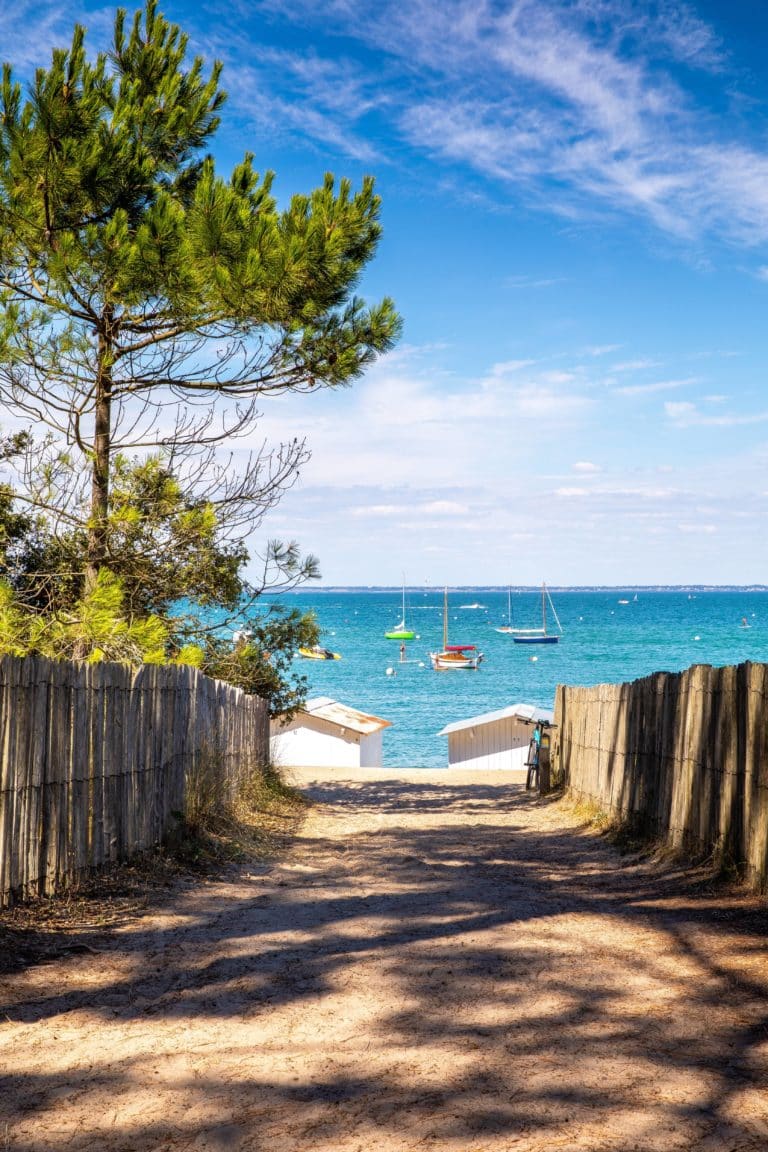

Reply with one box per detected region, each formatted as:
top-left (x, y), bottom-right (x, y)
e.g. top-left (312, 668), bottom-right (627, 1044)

top-left (446, 717), bottom-right (533, 771)
top-left (271, 715), bottom-right (383, 769)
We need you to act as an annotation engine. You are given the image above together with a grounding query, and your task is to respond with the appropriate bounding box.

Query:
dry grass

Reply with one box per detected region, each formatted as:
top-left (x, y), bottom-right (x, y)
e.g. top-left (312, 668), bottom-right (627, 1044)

top-left (179, 758), bottom-right (309, 866)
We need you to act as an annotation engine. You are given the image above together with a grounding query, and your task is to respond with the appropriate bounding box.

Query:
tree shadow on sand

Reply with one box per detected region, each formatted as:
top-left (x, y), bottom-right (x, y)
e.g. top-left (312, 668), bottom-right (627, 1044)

top-left (2, 777), bottom-right (767, 1151)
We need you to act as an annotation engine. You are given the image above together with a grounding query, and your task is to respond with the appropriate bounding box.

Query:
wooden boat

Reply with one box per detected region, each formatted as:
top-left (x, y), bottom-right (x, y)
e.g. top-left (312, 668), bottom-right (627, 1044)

top-left (298, 645), bottom-right (341, 661)
top-left (430, 588), bottom-right (483, 670)
top-left (385, 577), bottom-right (415, 639)
top-left (511, 583), bottom-right (563, 645)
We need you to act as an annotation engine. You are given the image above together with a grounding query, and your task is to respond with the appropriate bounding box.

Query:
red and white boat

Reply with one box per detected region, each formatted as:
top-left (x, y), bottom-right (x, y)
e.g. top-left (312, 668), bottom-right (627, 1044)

top-left (430, 588), bottom-right (483, 670)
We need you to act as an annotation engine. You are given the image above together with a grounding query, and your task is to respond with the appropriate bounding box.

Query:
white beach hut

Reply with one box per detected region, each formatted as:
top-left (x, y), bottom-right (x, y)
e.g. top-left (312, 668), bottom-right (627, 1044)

top-left (270, 696), bottom-right (391, 769)
top-left (438, 703), bottom-right (554, 771)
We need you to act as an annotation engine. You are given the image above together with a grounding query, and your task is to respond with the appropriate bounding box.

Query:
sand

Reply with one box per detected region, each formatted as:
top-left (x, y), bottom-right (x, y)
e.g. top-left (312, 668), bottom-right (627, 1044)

top-left (1, 765), bottom-right (767, 1151)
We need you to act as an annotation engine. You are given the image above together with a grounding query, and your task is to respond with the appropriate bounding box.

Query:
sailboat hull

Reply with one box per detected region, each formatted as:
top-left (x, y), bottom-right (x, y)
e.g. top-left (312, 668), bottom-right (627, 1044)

top-left (512, 635), bottom-right (559, 645)
top-left (385, 629), bottom-right (414, 640)
top-left (430, 651), bottom-right (483, 669)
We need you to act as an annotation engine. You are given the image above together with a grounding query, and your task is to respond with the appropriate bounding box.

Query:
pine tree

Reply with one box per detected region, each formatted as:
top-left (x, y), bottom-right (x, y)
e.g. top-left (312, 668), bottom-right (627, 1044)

top-left (0, 0), bottom-right (400, 591)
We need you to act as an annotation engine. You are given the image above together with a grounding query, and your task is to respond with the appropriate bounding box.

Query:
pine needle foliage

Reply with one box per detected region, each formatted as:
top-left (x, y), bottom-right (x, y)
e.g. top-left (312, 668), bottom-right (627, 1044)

top-left (0, 0), bottom-right (401, 590)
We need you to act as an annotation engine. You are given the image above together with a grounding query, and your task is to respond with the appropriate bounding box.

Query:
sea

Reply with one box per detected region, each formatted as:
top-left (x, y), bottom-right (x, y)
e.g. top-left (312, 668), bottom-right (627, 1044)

top-left (263, 587), bottom-right (768, 768)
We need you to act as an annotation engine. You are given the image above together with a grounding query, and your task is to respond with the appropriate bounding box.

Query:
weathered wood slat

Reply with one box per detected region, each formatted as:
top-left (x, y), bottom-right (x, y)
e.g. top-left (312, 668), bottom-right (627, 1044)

top-left (0, 655), bottom-right (269, 906)
top-left (554, 660), bottom-right (768, 891)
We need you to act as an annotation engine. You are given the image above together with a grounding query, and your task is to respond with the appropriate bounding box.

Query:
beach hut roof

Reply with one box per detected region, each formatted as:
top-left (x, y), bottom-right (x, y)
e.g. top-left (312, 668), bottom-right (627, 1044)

top-left (437, 703), bottom-right (554, 737)
top-left (301, 697), bottom-right (391, 735)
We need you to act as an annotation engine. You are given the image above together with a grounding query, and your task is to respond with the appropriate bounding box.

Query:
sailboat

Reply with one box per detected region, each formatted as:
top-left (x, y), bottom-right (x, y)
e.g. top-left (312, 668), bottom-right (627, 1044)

top-left (385, 577), bottom-right (415, 640)
top-left (430, 588), bottom-right (483, 670)
top-left (495, 587), bottom-right (516, 634)
top-left (511, 583), bottom-right (563, 645)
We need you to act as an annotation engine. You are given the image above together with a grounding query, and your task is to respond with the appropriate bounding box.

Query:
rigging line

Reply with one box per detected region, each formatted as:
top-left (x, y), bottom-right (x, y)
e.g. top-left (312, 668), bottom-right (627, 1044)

top-left (545, 584), bottom-right (564, 634)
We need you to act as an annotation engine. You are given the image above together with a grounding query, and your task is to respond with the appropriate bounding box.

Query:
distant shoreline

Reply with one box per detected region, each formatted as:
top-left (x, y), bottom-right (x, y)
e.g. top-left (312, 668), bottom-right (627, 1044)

top-left (280, 585), bottom-right (768, 595)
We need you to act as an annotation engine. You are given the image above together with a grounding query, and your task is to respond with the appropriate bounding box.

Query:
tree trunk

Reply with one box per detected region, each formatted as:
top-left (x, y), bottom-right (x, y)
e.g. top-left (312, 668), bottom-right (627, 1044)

top-left (85, 320), bottom-right (114, 593)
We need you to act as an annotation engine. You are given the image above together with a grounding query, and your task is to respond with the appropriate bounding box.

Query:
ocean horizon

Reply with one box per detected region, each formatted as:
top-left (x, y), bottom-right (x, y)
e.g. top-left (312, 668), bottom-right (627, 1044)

top-left (289, 584), bottom-right (768, 593)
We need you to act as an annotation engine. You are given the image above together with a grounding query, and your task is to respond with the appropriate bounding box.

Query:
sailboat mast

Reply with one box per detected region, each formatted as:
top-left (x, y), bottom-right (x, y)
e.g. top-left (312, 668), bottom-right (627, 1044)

top-left (443, 587), bottom-right (448, 648)
top-left (541, 583), bottom-right (547, 635)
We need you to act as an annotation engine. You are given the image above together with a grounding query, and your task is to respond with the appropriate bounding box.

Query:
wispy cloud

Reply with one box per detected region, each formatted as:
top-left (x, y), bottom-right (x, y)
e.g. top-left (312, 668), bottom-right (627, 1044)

top-left (610, 358), bottom-right (662, 373)
top-left (11, 1), bottom-right (766, 246)
top-left (613, 376), bottom-right (698, 396)
top-left (581, 344), bottom-right (623, 357)
top-left (555, 484), bottom-right (678, 500)
top-left (228, 0), bottom-right (768, 246)
top-left (665, 401), bottom-right (768, 427)
top-left (215, 43), bottom-right (385, 161)
top-left (251, 330), bottom-right (768, 582)
top-left (505, 273), bottom-right (567, 289)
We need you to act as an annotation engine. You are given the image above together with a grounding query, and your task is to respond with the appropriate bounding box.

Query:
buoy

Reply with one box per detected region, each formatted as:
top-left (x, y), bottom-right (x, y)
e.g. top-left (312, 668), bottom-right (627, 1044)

top-left (694, 635), bottom-right (700, 641)
top-left (385, 667), bottom-right (395, 676)
top-left (530, 655), bottom-right (538, 662)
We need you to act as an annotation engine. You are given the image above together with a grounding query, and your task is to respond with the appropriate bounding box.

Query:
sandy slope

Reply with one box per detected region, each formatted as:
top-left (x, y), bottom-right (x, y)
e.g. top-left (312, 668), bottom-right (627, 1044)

top-left (1, 766), bottom-right (767, 1151)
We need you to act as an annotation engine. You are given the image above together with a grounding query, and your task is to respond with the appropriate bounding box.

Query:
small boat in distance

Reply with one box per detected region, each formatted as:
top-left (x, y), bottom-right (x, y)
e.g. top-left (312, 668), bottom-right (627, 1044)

top-left (385, 576), bottom-right (415, 640)
top-left (430, 588), bottom-right (483, 670)
top-left (511, 583), bottom-right (563, 645)
top-left (298, 645), bottom-right (341, 661)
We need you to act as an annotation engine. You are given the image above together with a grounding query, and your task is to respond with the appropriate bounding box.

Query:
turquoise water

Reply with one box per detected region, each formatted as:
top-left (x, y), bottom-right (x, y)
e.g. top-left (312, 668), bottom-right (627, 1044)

top-left (267, 588), bottom-right (768, 768)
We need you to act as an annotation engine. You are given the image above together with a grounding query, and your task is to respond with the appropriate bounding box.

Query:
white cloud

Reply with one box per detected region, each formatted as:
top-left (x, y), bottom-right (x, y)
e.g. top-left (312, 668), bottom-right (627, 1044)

top-left (541, 370), bottom-right (577, 385)
top-left (610, 358), bottom-right (662, 373)
top-left (484, 358), bottom-right (537, 378)
top-left (13, 1), bottom-right (768, 248)
top-left (581, 344), bottom-right (622, 357)
top-left (230, 0), bottom-right (768, 246)
top-left (665, 401), bottom-right (768, 427)
top-left (613, 376), bottom-right (697, 396)
top-left (421, 500), bottom-right (469, 515)
top-left (573, 461), bottom-right (601, 473)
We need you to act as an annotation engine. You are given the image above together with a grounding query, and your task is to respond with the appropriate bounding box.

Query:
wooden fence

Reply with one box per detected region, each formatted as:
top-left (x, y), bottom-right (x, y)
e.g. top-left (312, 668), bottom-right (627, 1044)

top-left (552, 661), bottom-right (768, 891)
top-left (0, 655), bottom-right (269, 907)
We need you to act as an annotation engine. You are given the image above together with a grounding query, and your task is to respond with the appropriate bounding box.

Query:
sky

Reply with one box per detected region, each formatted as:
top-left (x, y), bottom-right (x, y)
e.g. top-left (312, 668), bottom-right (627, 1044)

top-left (5, 0), bottom-right (768, 586)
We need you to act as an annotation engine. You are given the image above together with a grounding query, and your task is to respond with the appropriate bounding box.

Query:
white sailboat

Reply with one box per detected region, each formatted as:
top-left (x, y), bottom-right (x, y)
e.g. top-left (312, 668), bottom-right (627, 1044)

top-left (495, 587), bottom-right (516, 634)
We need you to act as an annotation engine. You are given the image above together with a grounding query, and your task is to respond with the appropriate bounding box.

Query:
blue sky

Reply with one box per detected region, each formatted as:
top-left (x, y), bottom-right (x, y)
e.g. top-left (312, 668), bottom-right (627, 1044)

top-left (6, 0), bottom-right (768, 586)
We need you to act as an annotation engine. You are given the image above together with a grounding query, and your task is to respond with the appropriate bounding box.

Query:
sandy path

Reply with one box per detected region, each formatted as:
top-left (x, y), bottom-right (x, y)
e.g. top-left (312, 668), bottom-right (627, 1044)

top-left (1, 767), bottom-right (767, 1152)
